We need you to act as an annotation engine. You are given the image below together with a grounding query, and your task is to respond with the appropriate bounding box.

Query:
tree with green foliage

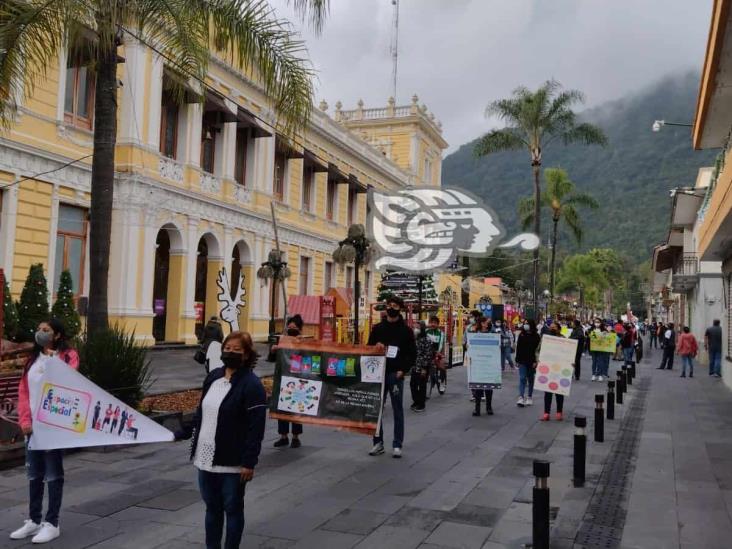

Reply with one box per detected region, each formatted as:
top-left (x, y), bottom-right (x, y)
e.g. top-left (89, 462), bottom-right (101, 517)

top-left (518, 168), bottom-right (598, 301)
top-left (52, 270), bottom-right (82, 338)
top-left (16, 264), bottom-right (49, 343)
top-left (2, 275), bottom-right (18, 341)
top-left (474, 80), bottom-right (607, 316)
top-left (556, 253), bottom-right (608, 316)
top-left (0, 0), bottom-right (328, 337)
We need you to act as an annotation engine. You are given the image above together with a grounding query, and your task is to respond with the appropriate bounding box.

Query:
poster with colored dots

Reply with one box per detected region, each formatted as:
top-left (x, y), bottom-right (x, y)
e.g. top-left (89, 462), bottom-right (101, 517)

top-left (535, 335), bottom-right (578, 396)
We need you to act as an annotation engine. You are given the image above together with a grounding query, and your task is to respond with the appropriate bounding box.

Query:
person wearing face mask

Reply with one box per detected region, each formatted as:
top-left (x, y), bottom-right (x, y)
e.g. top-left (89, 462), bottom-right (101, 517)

top-left (569, 320), bottom-right (585, 381)
top-left (515, 319), bottom-right (540, 407)
top-left (590, 320), bottom-right (605, 382)
top-left (426, 316), bottom-right (446, 395)
top-left (367, 296), bottom-right (416, 458)
top-left (12, 319), bottom-right (79, 544)
top-left (471, 316), bottom-right (495, 416)
top-left (541, 322), bottom-right (566, 421)
top-left (175, 331), bottom-right (266, 549)
top-left (274, 315), bottom-right (305, 448)
top-left (496, 318), bottom-right (516, 372)
top-left (410, 322), bottom-right (434, 412)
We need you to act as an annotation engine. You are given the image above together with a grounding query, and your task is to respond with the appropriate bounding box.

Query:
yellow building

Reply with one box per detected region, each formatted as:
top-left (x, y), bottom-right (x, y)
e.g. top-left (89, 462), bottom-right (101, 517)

top-left (691, 0), bottom-right (732, 383)
top-left (0, 36), bottom-right (447, 345)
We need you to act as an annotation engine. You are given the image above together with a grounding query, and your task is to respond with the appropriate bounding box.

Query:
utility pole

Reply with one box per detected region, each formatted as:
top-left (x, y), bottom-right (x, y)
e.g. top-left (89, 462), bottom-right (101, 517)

top-left (390, 0), bottom-right (400, 100)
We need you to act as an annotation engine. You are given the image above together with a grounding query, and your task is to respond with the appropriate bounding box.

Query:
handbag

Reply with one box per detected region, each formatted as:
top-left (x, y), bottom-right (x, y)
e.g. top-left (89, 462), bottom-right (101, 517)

top-left (193, 345), bottom-right (206, 364)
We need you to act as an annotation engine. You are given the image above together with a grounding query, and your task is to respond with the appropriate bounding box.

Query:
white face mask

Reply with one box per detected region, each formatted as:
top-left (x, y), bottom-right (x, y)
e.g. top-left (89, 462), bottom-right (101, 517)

top-left (523, 324), bottom-right (530, 331)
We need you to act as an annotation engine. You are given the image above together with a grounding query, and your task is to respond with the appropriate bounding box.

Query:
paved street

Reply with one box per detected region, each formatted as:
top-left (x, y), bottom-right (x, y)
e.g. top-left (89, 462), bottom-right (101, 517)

top-left (1, 349), bottom-right (731, 548)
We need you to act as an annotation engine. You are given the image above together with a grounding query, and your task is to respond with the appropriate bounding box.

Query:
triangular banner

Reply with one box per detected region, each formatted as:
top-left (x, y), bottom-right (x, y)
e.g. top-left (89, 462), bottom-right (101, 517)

top-left (27, 357), bottom-right (174, 450)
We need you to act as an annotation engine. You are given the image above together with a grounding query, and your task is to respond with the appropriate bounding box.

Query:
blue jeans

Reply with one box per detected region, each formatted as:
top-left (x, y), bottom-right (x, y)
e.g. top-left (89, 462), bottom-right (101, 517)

top-left (501, 346), bottom-right (514, 369)
top-left (709, 350), bottom-right (722, 376)
top-left (518, 363), bottom-right (535, 398)
top-left (374, 372), bottom-right (404, 449)
top-left (623, 347), bottom-right (634, 364)
top-left (681, 355), bottom-right (694, 376)
top-left (26, 448), bottom-right (64, 527)
top-left (591, 352), bottom-right (600, 376)
top-left (198, 469), bottom-right (245, 549)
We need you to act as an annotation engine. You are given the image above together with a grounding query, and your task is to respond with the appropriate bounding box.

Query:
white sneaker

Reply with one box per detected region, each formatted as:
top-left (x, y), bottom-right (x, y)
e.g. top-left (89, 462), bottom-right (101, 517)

top-left (525, 397), bottom-right (533, 406)
top-left (392, 447), bottom-right (402, 459)
top-left (591, 375), bottom-right (597, 381)
top-left (598, 376), bottom-right (604, 382)
top-left (10, 520), bottom-right (41, 540)
top-left (31, 522), bottom-right (59, 544)
top-left (369, 442), bottom-right (384, 456)
top-left (516, 396), bottom-right (525, 407)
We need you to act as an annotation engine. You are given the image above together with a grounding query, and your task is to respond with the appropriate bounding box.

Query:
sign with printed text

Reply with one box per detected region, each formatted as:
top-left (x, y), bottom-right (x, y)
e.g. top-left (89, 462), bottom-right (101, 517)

top-left (535, 335), bottom-right (578, 396)
top-left (466, 332), bottom-right (502, 390)
top-left (589, 331), bottom-right (616, 353)
top-left (28, 358), bottom-right (174, 450)
top-left (270, 338), bottom-right (386, 435)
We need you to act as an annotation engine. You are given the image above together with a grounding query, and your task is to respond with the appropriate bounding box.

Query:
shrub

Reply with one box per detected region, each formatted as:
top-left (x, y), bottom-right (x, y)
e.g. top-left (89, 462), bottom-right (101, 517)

top-left (16, 263), bottom-right (49, 342)
top-left (2, 275), bottom-right (18, 341)
top-left (77, 326), bottom-right (153, 407)
top-left (51, 270), bottom-right (82, 338)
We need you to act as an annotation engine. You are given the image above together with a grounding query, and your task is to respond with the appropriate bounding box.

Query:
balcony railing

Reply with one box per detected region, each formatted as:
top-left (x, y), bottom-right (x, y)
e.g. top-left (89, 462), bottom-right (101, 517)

top-left (674, 253), bottom-right (699, 276)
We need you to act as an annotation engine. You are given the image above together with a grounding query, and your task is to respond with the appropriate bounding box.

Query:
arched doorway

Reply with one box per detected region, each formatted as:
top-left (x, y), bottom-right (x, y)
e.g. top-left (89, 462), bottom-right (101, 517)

top-left (230, 240), bottom-right (253, 332)
top-left (194, 232), bottom-right (223, 339)
top-left (152, 224), bottom-right (184, 342)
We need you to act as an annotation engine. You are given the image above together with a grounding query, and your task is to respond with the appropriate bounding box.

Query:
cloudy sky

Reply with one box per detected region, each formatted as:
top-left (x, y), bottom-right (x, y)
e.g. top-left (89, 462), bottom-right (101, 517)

top-left (270, 0), bottom-right (713, 152)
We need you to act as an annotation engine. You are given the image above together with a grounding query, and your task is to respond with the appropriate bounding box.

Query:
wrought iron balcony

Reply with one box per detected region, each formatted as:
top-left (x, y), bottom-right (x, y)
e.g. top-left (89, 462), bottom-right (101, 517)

top-left (671, 253), bottom-right (699, 293)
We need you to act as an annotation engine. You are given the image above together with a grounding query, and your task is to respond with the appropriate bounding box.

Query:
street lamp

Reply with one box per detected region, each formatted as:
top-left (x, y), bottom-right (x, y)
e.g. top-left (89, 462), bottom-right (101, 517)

top-left (652, 120), bottom-right (693, 132)
top-left (333, 224), bottom-right (373, 344)
top-left (256, 249), bottom-right (291, 339)
top-left (542, 289), bottom-right (551, 319)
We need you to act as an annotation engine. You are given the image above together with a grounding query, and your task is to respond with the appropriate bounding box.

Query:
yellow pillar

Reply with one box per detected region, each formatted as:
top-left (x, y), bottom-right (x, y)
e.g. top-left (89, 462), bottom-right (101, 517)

top-left (236, 266), bottom-right (253, 333)
top-left (165, 253), bottom-right (186, 342)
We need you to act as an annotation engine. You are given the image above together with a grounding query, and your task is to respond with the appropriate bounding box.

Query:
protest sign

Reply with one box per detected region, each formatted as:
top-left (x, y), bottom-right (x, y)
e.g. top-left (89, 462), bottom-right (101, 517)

top-left (466, 332), bottom-right (502, 389)
top-left (270, 337), bottom-right (386, 435)
top-left (589, 331), bottom-right (616, 353)
top-left (535, 335), bottom-right (578, 396)
top-left (27, 358), bottom-right (174, 450)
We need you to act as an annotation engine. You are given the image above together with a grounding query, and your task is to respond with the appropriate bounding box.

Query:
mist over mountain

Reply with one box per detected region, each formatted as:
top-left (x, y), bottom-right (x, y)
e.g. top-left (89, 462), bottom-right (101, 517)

top-left (441, 71), bottom-right (716, 264)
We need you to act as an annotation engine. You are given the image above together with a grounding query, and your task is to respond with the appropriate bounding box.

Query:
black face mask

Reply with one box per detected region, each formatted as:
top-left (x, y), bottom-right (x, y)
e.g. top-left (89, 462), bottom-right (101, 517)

top-left (286, 328), bottom-right (300, 336)
top-left (221, 351), bottom-right (244, 370)
top-left (386, 307), bottom-right (400, 319)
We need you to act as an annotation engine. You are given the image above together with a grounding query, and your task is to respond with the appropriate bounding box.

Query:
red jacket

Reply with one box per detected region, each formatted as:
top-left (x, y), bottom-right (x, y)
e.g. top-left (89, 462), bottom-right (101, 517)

top-left (17, 349), bottom-right (79, 430)
top-left (677, 333), bottom-right (698, 357)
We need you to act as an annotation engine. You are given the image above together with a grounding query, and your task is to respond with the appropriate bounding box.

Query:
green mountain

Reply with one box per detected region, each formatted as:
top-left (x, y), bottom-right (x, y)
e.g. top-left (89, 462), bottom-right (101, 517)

top-left (442, 71), bottom-right (717, 264)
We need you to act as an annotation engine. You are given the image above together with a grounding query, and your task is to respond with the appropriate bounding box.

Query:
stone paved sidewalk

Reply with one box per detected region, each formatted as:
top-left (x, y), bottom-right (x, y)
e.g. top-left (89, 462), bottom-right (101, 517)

top-left (0, 350), bottom-right (729, 548)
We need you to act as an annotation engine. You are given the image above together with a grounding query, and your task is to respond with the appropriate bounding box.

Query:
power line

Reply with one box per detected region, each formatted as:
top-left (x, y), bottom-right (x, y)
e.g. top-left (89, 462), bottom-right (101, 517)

top-left (0, 154), bottom-right (93, 191)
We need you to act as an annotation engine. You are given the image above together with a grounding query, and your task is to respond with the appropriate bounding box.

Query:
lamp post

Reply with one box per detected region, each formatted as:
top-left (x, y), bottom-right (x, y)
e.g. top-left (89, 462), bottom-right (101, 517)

top-left (256, 249), bottom-right (291, 339)
top-left (333, 224), bottom-right (373, 344)
top-left (652, 120), bottom-right (693, 132)
top-left (542, 289), bottom-right (551, 319)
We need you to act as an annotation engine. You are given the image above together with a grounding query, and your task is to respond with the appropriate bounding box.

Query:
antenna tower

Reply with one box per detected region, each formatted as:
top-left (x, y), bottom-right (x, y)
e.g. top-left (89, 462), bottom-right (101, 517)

top-left (390, 0), bottom-right (400, 101)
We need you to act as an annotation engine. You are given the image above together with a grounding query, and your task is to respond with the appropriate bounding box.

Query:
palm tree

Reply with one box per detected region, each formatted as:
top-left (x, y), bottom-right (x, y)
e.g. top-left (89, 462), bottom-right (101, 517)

top-left (473, 80), bottom-right (606, 317)
top-left (555, 253), bottom-right (608, 318)
top-left (0, 0), bottom-right (327, 336)
top-left (518, 168), bottom-right (598, 301)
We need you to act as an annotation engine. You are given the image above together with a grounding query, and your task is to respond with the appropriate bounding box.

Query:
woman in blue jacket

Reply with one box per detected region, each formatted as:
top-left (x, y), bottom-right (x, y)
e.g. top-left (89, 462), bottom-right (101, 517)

top-left (176, 331), bottom-right (267, 549)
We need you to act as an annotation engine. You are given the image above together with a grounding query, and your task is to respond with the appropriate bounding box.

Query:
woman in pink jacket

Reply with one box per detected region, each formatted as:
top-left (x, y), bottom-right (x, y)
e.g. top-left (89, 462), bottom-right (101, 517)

top-left (676, 326), bottom-right (698, 379)
top-left (10, 318), bottom-right (79, 544)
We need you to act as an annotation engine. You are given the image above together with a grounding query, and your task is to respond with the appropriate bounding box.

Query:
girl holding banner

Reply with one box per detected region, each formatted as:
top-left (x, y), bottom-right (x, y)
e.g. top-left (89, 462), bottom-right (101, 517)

top-left (11, 319), bottom-right (78, 544)
top-left (541, 323), bottom-right (566, 421)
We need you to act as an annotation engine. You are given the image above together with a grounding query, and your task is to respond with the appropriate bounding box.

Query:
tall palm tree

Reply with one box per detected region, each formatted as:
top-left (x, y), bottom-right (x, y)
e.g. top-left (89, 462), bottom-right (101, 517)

top-left (0, 0), bottom-right (327, 336)
top-left (473, 80), bottom-right (606, 317)
top-left (518, 168), bottom-right (598, 301)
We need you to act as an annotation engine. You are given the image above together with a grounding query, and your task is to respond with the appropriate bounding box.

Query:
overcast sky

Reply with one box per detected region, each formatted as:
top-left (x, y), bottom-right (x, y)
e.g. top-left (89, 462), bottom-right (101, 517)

top-left (270, 0), bottom-right (713, 152)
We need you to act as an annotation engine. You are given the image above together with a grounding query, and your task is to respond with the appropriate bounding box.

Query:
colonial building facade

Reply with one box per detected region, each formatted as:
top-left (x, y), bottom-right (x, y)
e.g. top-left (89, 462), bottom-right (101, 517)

top-left (0, 36), bottom-right (447, 345)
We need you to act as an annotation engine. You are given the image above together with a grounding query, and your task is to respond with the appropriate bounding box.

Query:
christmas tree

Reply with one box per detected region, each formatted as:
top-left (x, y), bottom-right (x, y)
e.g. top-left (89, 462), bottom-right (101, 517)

top-left (16, 263), bottom-right (49, 343)
top-left (2, 275), bottom-right (19, 341)
top-left (52, 270), bottom-right (81, 338)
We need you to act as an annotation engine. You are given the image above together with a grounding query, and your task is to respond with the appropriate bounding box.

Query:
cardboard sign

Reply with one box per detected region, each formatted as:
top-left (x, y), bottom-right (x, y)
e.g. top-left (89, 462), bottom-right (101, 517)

top-left (466, 332), bottom-right (502, 389)
top-left (590, 331), bottom-right (616, 353)
top-left (535, 335), bottom-right (578, 396)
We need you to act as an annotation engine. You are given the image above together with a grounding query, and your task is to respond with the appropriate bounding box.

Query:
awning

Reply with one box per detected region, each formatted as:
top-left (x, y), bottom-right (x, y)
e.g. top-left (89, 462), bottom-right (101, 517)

top-left (671, 189), bottom-right (705, 228)
top-left (276, 138), bottom-right (304, 159)
top-left (204, 91), bottom-right (237, 123)
top-left (653, 245), bottom-right (682, 272)
top-left (349, 174), bottom-right (368, 194)
top-left (328, 163), bottom-right (349, 183)
top-left (304, 150), bottom-right (328, 172)
top-left (287, 295), bottom-right (321, 325)
top-left (237, 108), bottom-right (271, 138)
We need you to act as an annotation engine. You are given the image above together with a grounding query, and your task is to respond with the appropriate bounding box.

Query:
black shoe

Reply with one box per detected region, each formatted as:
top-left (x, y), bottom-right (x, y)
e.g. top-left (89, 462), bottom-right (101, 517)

top-left (666, 368), bottom-right (672, 370)
top-left (274, 437), bottom-right (289, 448)
top-left (414, 406), bottom-right (425, 413)
top-left (410, 404), bottom-right (417, 411)
top-left (472, 409), bottom-right (480, 416)
top-left (486, 408), bottom-right (494, 415)
top-left (680, 374), bottom-right (686, 378)
top-left (657, 367), bottom-right (665, 370)
top-left (290, 438), bottom-right (301, 449)
top-left (689, 373), bottom-right (693, 378)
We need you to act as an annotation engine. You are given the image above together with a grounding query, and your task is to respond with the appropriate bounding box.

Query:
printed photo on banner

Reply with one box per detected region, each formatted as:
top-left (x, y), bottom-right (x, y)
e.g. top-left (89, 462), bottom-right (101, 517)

top-left (535, 335), bottom-right (578, 396)
top-left (28, 358), bottom-right (174, 451)
top-left (270, 337), bottom-right (386, 435)
top-left (589, 331), bottom-right (616, 353)
top-left (466, 332), bottom-right (502, 390)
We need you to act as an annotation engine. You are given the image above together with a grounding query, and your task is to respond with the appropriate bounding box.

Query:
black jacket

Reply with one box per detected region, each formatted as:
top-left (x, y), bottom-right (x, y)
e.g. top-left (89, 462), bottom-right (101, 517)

top-left (367, 316), bottom-right (416, 374)
top-left (176, 367), bottom-right (267, 469)
top-left (515, 331), bottom-right (541, 365)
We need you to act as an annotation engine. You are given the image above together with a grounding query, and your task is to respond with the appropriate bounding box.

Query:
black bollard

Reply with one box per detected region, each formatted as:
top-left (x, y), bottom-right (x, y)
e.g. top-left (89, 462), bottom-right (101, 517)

top-left (573, 416), bottom-right (587, 487)
top-left (620, 368), bottom-right (628, 394)
top-left (629, 360), bottom-right (636, 380)
top-left (607, 381), bottom-right (615, 420)
top-left (623, 364), bottom-right (632, 386)
top-left (616, 371), bottom-right (624, 405)
top-left (533, 460), bottom-right (550, 549)
top-left (594, 394), bottom-right (604, 443)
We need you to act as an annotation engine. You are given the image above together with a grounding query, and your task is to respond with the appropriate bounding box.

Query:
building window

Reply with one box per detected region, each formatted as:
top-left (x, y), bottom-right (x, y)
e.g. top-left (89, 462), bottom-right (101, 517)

top-left (302, 167), bottom-right (314, 212)
top-left (54, 205), bottom-right (88, 296)
top-left (424, 157), bottom-right (433, 184)
top-left (273, 151), bottom-right (287, 201)
top-left (347, 188), bottom-right (357, 226)
top-left (324, 261), bottom-right (334, 292)
top-left (200, 124), bottom-right (216, 174)
top-left (346, 266), bottom-right (354, 289)
top-left (326, 178), bottom-right (337, 221)
top-left (64, 64), bottom-right (95, 130)
top-left (299, 256), bottom-right (310, 295)
top-left (159, 91), bottom-right (179, 159)
top-left (234, 128), bottom-right (249, 186)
